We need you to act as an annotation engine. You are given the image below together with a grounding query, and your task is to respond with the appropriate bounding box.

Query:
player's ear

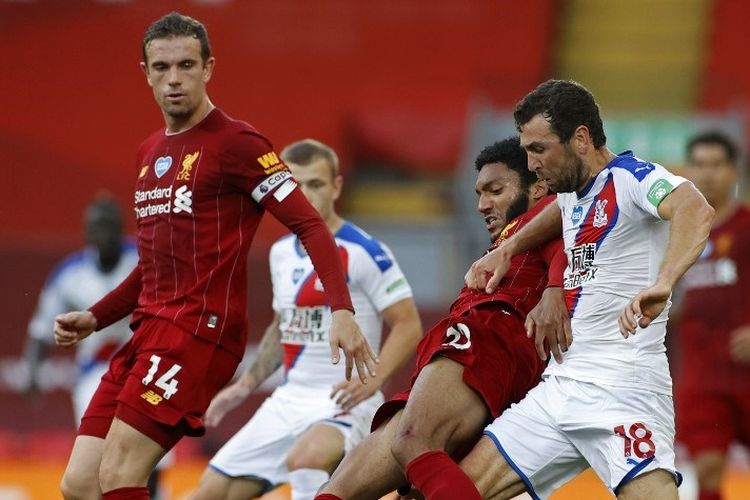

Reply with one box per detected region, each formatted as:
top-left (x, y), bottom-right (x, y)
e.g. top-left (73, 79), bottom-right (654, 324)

top-left (202, 57), bottom-right (216, 83)
top-left (140, 62), bottom-right (153, 86)
top-left (572, 125), bottom-right (592, 155)
top-left (332, 175), bottom-right (344, 202)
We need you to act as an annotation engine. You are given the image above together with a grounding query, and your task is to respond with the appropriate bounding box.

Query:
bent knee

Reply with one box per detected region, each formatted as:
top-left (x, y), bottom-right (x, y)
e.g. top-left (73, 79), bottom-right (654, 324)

top-left (390, 427), bottom-right (419, 466)
top-left (61, 470), bottom-right (99, 500)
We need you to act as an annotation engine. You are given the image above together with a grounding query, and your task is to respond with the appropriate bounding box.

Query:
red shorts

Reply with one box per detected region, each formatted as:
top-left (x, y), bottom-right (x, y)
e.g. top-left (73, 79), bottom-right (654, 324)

top-left (79, 317), bottom-right (240, 449)
top-left (372, 303), bottom-right (543, 431)
top-left (676, 382), bottom-right (750, 455)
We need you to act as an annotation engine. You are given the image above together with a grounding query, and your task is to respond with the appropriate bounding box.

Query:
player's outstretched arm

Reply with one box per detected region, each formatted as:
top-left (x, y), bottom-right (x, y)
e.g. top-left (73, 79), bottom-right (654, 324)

top-left (465, 202), bottom-right (562, 293)
top-left (54, 311), bottom-right (98, 347)
top-left (619, 183), bottom-right (714, 337)
top-left (204, 315), bottom-right (282, 427)
top-left (332, 298), bottom-right (422, 412)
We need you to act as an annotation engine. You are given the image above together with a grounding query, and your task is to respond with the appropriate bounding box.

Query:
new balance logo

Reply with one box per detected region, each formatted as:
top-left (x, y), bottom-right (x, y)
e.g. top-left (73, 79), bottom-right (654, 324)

top-left (173, 185), bottom-right (193, 214)
top-left (140, 390), bottom-right (163, 405)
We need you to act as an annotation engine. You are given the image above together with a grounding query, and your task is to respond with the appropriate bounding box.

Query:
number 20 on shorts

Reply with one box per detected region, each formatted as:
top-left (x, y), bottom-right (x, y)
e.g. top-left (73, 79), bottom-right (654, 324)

top-left (614, 422), bottom-right (656, 458)
top-left (142, 354), bottom-right (182, 400)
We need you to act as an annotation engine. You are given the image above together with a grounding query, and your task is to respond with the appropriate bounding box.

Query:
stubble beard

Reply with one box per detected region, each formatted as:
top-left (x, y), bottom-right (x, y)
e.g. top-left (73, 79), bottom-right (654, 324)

top-left (489, 190), bottom-right (530, 243)
top-left (551, 150), bottom-right (587, 193)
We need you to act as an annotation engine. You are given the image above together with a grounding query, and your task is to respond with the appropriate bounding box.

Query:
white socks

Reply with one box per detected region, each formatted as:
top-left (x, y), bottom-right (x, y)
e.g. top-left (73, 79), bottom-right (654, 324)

top-left (289, 468), bottom-right (331, 500)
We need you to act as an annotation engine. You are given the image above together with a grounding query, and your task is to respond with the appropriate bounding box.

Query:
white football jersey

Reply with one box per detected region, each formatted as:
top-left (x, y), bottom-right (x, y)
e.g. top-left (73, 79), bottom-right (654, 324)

top-left (270, 221), bottom-right (413, 396)
top-left (28, 243), bottom-right (139, 374)
top-left (548, 151), bottom-right (688, 395)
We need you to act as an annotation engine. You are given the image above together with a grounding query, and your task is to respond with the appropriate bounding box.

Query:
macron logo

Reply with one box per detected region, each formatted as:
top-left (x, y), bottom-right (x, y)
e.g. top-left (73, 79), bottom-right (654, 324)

top-left (173, 185), bottom-right (193, 214)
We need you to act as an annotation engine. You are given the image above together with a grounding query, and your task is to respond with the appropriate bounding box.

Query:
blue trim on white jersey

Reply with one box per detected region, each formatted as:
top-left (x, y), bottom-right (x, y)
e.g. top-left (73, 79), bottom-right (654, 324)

top-left (569, 173), bottom-right (619, 316)
top-left (287, 345), bottom-right (306, 372)
top-left (608, 151), bottom-right (655, 182)
top-left (335, 222), bottom-right (393, 272)
top-left (483, 431), bottom-right (541, 500)
top-left (613, 455), bottom-right (655, 494)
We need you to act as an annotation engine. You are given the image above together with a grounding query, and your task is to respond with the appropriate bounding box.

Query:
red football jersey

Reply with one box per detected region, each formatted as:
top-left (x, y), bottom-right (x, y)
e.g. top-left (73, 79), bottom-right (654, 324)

top-left (678, 204), bottom-right (750, 387)
top-left (451, 196), bottom-right (564, 317)
top-left (90, 108), bottom-right (351, 358)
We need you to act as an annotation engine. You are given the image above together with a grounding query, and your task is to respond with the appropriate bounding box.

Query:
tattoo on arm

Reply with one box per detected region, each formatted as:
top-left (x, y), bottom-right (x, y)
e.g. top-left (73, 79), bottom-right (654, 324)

top-left (245, 316), bottom-right (283, 387)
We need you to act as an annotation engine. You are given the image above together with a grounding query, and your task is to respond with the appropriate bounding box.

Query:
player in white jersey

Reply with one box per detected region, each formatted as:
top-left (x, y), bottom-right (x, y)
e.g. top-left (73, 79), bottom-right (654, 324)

top-left (193, 139), bottom-right (423, 500)
top-left (24, 197), bottom-right (170, 498)
top-left (462, 80), bottom-right (714, 499)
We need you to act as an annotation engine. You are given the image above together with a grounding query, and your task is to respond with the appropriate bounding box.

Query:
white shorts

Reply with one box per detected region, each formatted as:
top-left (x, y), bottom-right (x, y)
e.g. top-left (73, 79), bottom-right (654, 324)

top-left (209, 388), bottom-right (384, 487)
top-left (483, 376), bottom-right (681, 499)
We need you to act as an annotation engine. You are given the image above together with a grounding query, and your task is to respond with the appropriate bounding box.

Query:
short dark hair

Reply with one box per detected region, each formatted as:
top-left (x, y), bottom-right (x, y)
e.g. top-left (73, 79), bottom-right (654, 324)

top-left (281, 139), bottom-right (340, 178)
top-left (514, 80), bottom-right (607, 149)
top-left (687, 130), bottom-right (738, 165)
top-left (143, 12), bottom-right (212, 64)
top-left (475, 136), bottom-right (537, 189)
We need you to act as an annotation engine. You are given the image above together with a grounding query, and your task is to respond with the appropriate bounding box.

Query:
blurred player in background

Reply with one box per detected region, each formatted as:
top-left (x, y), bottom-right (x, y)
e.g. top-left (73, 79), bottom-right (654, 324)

top-left (676, 131), bottom-right (750, 500)
top-left (25, 196), bottom-right (135, 421)
top-left (317, 136), bottom-right (566, 500)
top-left (462, 80), bottom-right (713, 500)
top-left (24, 196), bottom-right (170, 498)
top-left (54, 13), bottom-right (374, 500)
top-left (193, 139), bottom-right (423, 500)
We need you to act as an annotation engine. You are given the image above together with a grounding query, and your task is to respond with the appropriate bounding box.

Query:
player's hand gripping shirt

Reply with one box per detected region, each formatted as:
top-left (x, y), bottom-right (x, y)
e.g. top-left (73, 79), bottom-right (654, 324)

top-left (29, 243), bottom-right (138, 371)
top-left (270, 222), bottom-right (413, 395)
top-left (550, 151), bottom-right (687, 395)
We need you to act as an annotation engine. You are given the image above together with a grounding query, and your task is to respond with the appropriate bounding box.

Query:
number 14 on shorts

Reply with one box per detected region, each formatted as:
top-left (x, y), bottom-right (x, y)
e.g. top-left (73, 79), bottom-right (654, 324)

top-left (614, 422), bottom-right (656, 459)
top-left (142, 354), bottom-right (182, 400)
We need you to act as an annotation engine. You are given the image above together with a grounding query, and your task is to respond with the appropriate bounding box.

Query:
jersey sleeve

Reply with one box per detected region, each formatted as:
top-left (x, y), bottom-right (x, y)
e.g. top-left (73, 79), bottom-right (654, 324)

top-left (621, 164), bottom-right (688, 220)
top-left (88, 266), bottom-right (142, 330)
top-left (352, 242), bottom-right (414, 313)
top-left (221, 130), bottom-right (296, 205)
top-left (28, 272), bottom-right (70, 342)
top-left (540, 238), bottom-right (566, 288)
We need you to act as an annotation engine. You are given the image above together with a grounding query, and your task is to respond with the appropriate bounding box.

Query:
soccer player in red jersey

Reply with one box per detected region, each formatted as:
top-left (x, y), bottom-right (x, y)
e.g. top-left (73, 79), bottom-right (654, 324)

top-left (675, 132), bottom-right (750, 500)
top-left (53, 13), bottom-right (376, 500)
top-left (315, 137), bottom-right (566, 500)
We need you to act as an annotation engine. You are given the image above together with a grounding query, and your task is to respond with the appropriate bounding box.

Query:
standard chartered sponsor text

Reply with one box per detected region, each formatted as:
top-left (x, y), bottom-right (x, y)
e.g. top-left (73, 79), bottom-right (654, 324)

top-left (135, 186), bottom-right (172, 218)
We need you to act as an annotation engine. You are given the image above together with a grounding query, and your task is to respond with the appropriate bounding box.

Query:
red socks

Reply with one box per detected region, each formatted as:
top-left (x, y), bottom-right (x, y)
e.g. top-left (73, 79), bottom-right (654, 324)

top-left (699, 492), bottom-right (721, 500)
top-left (405, 450), bottom-right (481, 500)
top-left (314, 495), bottom-right (343, 500)
top-left (102, 486), bottom-right (149, 499)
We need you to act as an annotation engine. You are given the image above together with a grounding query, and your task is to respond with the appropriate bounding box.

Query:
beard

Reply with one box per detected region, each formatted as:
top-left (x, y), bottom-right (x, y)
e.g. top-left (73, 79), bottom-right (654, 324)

top-left (549, 147), bottom-right (588, 193)
top-left (490, 190), bottom-right (530, 243)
